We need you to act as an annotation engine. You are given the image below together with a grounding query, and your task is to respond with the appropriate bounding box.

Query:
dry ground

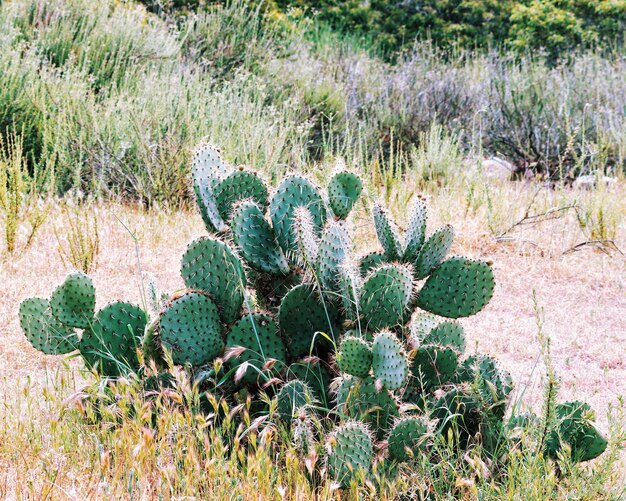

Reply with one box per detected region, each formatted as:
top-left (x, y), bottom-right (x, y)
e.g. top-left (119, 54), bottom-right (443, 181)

top-left (0, 178), bottom-right (625, 483)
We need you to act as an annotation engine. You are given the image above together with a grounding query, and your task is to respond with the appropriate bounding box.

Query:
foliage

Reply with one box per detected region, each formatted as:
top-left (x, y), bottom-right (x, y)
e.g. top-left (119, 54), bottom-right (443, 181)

top-left (17, 144), bottom-right (611, 492)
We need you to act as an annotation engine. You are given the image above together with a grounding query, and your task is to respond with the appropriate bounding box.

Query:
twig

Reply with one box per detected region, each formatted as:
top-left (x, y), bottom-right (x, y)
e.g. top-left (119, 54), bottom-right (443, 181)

top-left (563, 239), bottom-right (624, 256)
top-left (498, 186), bottom-right (577, 238)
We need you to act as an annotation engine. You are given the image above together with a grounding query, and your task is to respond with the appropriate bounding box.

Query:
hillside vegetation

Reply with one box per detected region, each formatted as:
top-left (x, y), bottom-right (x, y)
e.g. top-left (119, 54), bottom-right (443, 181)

top-left (0, 0), bottom-right (625, 207)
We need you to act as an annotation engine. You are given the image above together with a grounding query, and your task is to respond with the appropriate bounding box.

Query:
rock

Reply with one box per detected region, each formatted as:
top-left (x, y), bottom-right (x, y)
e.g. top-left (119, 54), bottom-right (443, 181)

top-left (481, 157), bottom-right (515, 180)
top-left (572, 175), bottom-right (617, 190)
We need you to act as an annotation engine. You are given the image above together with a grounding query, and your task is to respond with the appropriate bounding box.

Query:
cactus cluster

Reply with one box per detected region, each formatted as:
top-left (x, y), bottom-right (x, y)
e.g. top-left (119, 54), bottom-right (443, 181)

top-left (18, 144), bottom-right (607, 487)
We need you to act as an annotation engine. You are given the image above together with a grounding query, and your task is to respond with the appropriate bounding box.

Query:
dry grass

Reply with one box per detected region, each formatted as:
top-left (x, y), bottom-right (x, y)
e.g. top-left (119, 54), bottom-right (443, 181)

top-left (0, 177), bottom-right (624, 498)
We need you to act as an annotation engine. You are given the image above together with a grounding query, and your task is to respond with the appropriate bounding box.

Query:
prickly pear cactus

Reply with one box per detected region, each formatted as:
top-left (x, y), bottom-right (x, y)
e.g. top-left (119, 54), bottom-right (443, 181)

top-left (49, 272), bottom-right (96, 329)
top-left (326, 421), bottom-right (373, 487)
top-left (372, 331), bottom-right (408, 390)
top-left (416, 257), bottom-right (495, 318)
top-left (158, 292), bottom-right (223, 367)
top-left (279, 283), bottom-right (339, 358)
top-left (231, 200), bottom-right (289, 275)
top-left (19, 298), bottom-right (79, 354)
top-left (388, 417), bottom-right (430, 462)
top-left (360, 263), bottom-right (413, 331)
top-left (546, 401), bottom-right (608, 462)
top-left (327, 170), bottom-right (363, 219)
top-left (17, 144), bottom-right (607, 486)
top-left (276, 380), bottom-right (313, 422)
top-left (180, 236), bottom-right (246, 323)
top-left (80, 302), bottom-right (147, 377)
top-left (270, 175), bottom-right (326, 253)
top-left (373, 203), bottom-right (403, 260)
top-left (337, 336), bottom-right (372, 378)
top-left (225, 313), bottom-right (287, 385)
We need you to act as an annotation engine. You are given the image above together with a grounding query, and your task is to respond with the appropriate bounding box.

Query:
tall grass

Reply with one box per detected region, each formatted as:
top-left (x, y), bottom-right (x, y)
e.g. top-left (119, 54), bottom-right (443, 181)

top-left (0, 0), bottom-right (624, 208)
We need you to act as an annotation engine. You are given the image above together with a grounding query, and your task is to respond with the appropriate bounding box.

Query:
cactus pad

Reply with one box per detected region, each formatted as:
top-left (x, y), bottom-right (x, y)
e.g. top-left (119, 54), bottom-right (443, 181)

top-left (191, 144), bottom-right (228, 233)
top-left (292, 207), bottom-right (319, 265)
top-left (317, 221), bottom-right (350, 293)
top-left (336, 375), bottom-right (398, 438)
top-left (276, 380), bottom-right (313, 422)
top-left (403, 198), bottom-right (428, 262)
top-left (213, 169), bottom-right (269, 221)
top-left (225, 314), bottom-right (286, 385)
top-left (79, 302), bottom-right (147, 377)
top-left (413, 225), bottom-right (455, 279)
top-left (326, 421), bottom-right (373, 487)
top-left (49, 272), bottom-right (96, 329)
top-left (408, 311), bottom-right (440, 344)
top-left (416, 257), bottom-right (495, 318)
top-left (546, 401), bottom-right (608, 462)
top-left (373, 203), bottom-right (403, 260)
top-left (388, 417), bottom-right (430, 462)
top-left (327, 171), bottom-right (363, 219)
top-left (180, 236), bottom-right (246, 323)
top-left (372, 331), bottom-right (408, 390)
top-left (287, 360), bottom-right (332, 405)
top-left (422, 321), bottom-right (466, 353)
top-left (411, 345), bottom-right (458, 389)
top-left (231, 201), bottom-right (290, 275)
top-left (270, 175), bottom-right (326, 252)
top-left (455, 355), bottom-right (513, 416)
top-left (359, 251), bottom-right (387, 277)
top-left (337, 336), bottom-right (372, 378)
top-left (159, 292), bottom-right (223, 367)
top-left (360, 264), bottom-right (413, 331)
top-left (279, 284), bottom-right (339, 358)
top-left (19, 298), bottom-right (79, 354)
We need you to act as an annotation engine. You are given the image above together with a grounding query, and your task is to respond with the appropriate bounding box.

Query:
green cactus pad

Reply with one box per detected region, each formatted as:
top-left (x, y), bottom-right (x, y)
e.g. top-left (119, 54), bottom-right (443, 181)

top-left (180, 236), bottom-right (246, 323)
top-left (416, 257), bottom-right (495, 318)
top-left (212, 169), bottom-right (269, 221)
top-left (317, 221), bottom-right (350, 293)
top-left (191, 144), bottom-right (228, 233)
top-left (276, 380), bottom-right (313, 422)
top-left (432, 386), bottom-right (482, 443)
top-left (231, 201), bottom-right (290, 275)
top-left (338, 336), bottom-right (372, 378)
top-left (159, 292), bottom-right (223, 367)
top-left (336, 375), bottom-right (398, 439)
top-left (360, 264), bottom-right (413, 331)
top-left (388, 417), bottom-right (430, 462)
top-left (546, 401), bottom-right (608, 462)
top-left (19, 298), bottom-right (79, 354)
top-left (326, 421), bottom-right (373, 487)
top-left (270, 175), bottom-right (326, 253)
top-left (422, 321), bottom-right (466, 354)
top-left (408, 312), bottom-right (440, 345)
top-left (413, 225), bottom-right (455, 279)
top-left (403, 198), bottom-right (428, 262)
top-left (252, 270), bottom-right (302, 310)
top-left (372, 331), bottom-right (408, 390)
top-left (337, 262), bottom-right (361, 321)
top-left (292, 207), bottom-right (319, 265)
top-left (287, 360), bottom-right (332, 405)
top-left (327, 171), bottom-right (363, 219)
top-left (411, 345), bottom-right (458, 389)
top-left (49, 272), bottom-right (96, 329)
top-left (359, 251), bottom-right (387, 277)
top-left (455, 355), bottom-right (513, 414)
top-left (80, 302), bottom-right (147, 377)
top-left (279, 283), bottom-right (339, 358)
top-left (225, 314), bottom-right (287, 385)
top-left (373, 203), bottom-right (403, 260)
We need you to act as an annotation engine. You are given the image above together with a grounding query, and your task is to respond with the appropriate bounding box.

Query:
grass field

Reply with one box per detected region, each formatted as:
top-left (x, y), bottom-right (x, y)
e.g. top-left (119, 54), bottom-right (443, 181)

top-left (1, 174), bottom-right (625, 498)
